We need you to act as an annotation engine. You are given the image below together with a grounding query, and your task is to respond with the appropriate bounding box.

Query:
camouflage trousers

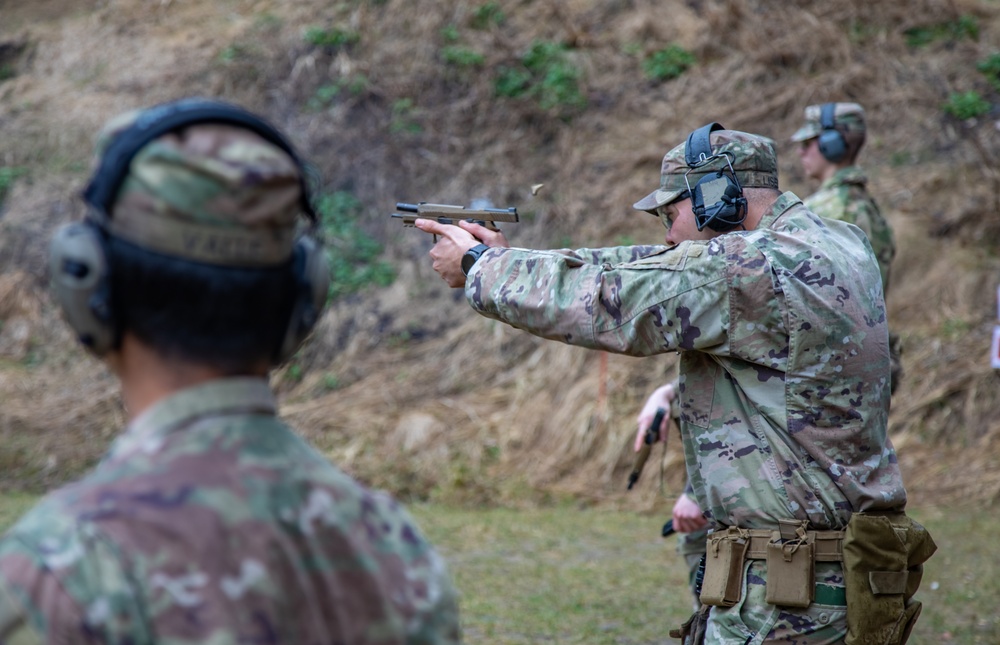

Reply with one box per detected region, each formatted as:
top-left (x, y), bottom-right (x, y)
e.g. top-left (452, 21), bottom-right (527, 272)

top-left (702, 561), bottom-right (847, 644)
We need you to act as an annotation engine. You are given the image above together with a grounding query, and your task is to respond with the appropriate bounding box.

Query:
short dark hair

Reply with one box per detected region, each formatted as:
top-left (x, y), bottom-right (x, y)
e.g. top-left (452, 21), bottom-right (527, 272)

top-left (107, 235), bottom-right (297, 373)
top-left (843, 130), bottom-right (866, 164)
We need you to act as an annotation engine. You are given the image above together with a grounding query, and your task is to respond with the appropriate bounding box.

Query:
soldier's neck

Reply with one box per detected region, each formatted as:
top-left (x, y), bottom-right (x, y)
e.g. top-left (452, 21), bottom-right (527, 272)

top-left (106, 333), bottom-right (266, 422)
top-left (818, 161), bottom-right (850, 183)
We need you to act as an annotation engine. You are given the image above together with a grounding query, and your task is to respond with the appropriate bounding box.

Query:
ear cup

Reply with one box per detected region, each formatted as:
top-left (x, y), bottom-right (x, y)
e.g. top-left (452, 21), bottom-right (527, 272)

top-left (275, 234), bottom-right (330, 363)
top-left (818, 103), bottom-right (848, 163)
top-left (66, 97), bottom-right (327, 363)
top-left (683, 122), bottom-right (748, 232)
top-left (692, 171), bottom-right (748, 232)
top-left (49, 222), bottom-right (117, 355)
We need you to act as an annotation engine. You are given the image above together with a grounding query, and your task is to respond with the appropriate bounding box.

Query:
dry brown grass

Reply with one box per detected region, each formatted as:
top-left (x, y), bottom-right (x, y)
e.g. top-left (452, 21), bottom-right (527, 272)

top-left (0, 0), bottom-right (998, 511)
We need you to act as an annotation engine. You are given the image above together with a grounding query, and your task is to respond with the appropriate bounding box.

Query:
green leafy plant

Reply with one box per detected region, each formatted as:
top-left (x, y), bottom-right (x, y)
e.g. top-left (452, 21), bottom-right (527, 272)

top-left (440, 24), bottom-right (460, 43)
top-left (303, 26), bottom-right (360, 49)
top-left (496, 40), bottom-right (586, 113)
top-left (904, 14), bottom-right (979, 48)
top-left (218, 43), bottom-right (252, 63)
top-left (0, 64), bottom-right (15, 83)
top-left (0, 167), bottom-right (26, 208)
top-left (306, 75), bottom-right (369, 110)
top-left (390, 98), bottom-right (422, 134)
top-left (321, 373), bottom-right (341, 391)
top-left (942, 91), bottom-right (991, 120)
top-left (316, 191), bottom-right (396, 301)
top-left (494, 67), bottom-right (533, 98)
top-left (977, 52), bottom-right (1000, 92)
top-left (441, 45), bottom-right (485, 68)
top-left (642, 45), bottom-right (695, 82)
top-left (471, 2), bottom-right (505, 30)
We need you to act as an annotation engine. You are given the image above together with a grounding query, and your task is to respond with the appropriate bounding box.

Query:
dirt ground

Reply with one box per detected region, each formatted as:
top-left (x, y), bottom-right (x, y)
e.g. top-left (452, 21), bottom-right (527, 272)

top-left (1, 0), bottom-right (999, 512)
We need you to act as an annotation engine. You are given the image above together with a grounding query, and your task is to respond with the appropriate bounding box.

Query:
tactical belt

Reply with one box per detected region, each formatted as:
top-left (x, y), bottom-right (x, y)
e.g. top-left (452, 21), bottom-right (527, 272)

top-left (700, 522), bottom-right (846, 609)
top-left (742, 528), bottom-right (845, 562)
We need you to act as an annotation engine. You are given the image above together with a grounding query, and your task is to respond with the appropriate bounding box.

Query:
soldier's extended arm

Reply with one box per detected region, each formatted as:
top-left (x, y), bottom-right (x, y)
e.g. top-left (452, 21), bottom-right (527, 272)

top-left (393, 202), bottom-right (518, 240)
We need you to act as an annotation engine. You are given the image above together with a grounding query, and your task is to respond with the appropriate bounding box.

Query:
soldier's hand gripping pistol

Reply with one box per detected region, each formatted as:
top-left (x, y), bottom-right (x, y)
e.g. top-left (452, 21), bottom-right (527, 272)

top-left (393, 202), bottom-right (519, 241)
top-left (626, 407), bottom-right (667, 491)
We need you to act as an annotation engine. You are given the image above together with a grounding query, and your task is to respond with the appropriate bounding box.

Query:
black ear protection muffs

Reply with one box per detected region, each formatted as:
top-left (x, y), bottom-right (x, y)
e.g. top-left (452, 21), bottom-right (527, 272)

top-left (49, 97), bottom-right (329, 363)
top-left (817, 102), bottom-right (848, 163)
top-left (683, 122), bottom-right (748, 232)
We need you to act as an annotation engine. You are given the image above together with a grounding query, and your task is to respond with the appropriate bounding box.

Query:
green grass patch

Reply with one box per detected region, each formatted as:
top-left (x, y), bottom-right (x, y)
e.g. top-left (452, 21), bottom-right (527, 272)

top-left (306, 75), bottom-right (370, 110)
top-left (441, 45), bottom-right (485, 68)
top-left (390, 98), bottom-right (422, 134)
top-left (642, 44), bottom-right (695, 82)
top-left (408, 504), bottom-right (998, 644)
top-left (0, 494), bottom-right (991, 642)
top-left (411, 504), bottom-right (692, 642)
top-left (977, 52), bottom-right (1000, 92)
top-left (316, 191), bottom-right (396, 301)
top-left (904, 14), bottom-right (979, 48)
top-left (440, 23), bottom-right (460, 44)
top-left (0, 492), bottom-right (38, 529)
top-left (495, 40), bottom-right (586, 115)
top-left (470, 2), bottom-right (505, 30)
top-left (303, 25), bottom-right (360, 49)
top-left (0, 166), bottom-right (27, 207)
top-left (942, 91), bottom-right (991, 120)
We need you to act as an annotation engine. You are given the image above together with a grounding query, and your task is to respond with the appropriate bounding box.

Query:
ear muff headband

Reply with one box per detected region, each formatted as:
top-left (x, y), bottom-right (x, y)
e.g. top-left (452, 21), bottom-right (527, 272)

top-left (817, 102), bottom-right (848, 163)
top-left (82, 98), bottom-right (316, 222)
top-left (53, 98), bottom-right (327, 362)
top-left (684, 122), bottom-right (724, 167)
top-left (683, 122), bottom-right (748, 232)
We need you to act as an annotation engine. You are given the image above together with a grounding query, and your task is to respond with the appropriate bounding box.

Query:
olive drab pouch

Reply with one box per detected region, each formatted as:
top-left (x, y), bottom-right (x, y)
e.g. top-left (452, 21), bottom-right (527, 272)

top-left (700, 527), bottom-right (749, 607)
top-left (843, 511), bottom-right (937, 645)
top-left (765, 533), bottom-right (815, 608)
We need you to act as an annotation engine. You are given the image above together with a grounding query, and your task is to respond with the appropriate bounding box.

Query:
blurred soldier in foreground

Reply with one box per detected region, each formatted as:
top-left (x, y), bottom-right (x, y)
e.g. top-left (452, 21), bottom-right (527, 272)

top-left (0, 98), bottom-right (460, 644)
top-left (792, 102), bottom-right (902, 394)
top-left (417, 124), bottom-right (934, 644)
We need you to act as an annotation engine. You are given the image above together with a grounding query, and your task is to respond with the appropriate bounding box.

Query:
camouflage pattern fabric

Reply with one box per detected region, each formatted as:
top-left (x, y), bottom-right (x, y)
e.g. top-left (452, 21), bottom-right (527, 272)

top-left (707, 561), bottom-right (847, 643)
top-left (790, 103), bottom-right (867, 143)
top-left (804, 165), bottom-right (895, 294)
top-left (804, 165), bottom-right (902, 394)
top-left (0, 378), bottom-right (461, 644)
top-left (633, 130), bottom-right (779, 214)
top-left (465, 192), bottom-right (906, 642)
top-left (95, 109), bottom-right (306, 267)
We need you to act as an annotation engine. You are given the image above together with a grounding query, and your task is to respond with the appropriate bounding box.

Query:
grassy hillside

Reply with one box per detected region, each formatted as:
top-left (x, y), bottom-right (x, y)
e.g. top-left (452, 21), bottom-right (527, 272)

top-left (0, 0), bottom-right (998, 512)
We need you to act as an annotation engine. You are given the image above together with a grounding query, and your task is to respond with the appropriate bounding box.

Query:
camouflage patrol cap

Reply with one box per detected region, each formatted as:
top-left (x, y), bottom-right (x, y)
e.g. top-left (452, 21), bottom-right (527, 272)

top-left (790, 102), bottom-right (867, 142)
top-left (86, 100), bottom-right (309, 267)
top-left (633, 129), bottom-right (779, 214)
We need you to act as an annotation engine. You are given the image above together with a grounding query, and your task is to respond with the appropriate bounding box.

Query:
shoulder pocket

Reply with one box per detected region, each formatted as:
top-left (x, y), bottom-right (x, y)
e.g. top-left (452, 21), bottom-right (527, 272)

top-left (623, 243), bottom-right (704, 272)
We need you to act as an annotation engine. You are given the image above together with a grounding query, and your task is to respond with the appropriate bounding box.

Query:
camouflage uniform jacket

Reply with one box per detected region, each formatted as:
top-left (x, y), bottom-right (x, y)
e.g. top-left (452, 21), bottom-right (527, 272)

top-left (804, 165), bottom-right (895, 294)
top-left (0, 378), bottom-right (461, 644)
top-left (467, 192), bottom-right (907, 531)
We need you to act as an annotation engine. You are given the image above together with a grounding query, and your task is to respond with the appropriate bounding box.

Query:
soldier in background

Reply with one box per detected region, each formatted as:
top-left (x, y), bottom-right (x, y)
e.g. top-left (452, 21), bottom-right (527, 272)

top-left (792, 102), bottom-right (902, 394)
top-left (637, 381), bottom-right (707, 611)
top-left (0, 98), bottom-right (460, 644)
